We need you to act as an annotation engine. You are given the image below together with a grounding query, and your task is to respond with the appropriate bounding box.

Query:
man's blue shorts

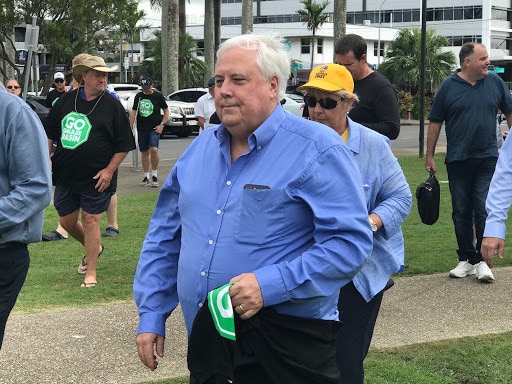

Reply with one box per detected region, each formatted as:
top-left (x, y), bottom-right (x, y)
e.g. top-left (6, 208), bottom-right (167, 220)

top-left (138, 130), bottom-right (161, 152)
top-left (54, 185), bottom-right (113, 216)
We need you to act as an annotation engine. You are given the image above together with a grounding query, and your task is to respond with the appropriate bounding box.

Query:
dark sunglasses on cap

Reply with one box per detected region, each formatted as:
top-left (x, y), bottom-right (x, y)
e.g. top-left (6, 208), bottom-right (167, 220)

top-left (54, 79), bottom-right (65, 83)
top-left (304, 95), bottom-right (343, 110)
top-left (7, 85), bottom-right (20, 90)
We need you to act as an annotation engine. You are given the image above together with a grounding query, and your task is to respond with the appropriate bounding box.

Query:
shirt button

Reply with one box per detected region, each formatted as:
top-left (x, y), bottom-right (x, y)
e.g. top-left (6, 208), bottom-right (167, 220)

top-left (208, 239), bottom-right (213, 245)
top-left (200, 271), bottom-right (206, 276)
top-left (216, 210), bottom-right (222, 215)
top-left (226, 180), bottom-right (232, 186)
top-left (198, 302), bottom-right (203, 308)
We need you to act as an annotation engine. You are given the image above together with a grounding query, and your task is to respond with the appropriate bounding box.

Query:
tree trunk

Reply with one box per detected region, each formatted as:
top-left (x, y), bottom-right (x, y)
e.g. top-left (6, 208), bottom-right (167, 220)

top-left (162, 0), bottom-right (179, 95)
top-left (241, 0), bottom-right (253, 34)
top-left (214, 0), bottom-right (221, 54)
top-left (310, 31), bottom-right (315, 69)
top-left (333, 0), bottom-right (346, 62)
top-left (179, 0), bottom-right (186, 35)
top-left (204, 0), bottom-right (215, 80)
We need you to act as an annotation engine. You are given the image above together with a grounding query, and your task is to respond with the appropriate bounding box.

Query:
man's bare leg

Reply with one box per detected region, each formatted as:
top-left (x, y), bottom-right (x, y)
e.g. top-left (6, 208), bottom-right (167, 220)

top-left (79, 210), bottom-right (102, 286)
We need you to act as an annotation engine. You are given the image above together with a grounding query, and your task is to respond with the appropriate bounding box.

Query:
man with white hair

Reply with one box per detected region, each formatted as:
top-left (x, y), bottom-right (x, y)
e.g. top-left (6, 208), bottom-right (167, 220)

top-left (134, 34), bottom-right (372, 382)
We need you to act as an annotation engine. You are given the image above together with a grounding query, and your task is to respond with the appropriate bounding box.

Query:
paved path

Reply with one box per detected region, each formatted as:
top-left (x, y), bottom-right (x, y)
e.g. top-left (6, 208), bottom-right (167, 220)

top-left (3, 268), bottom-right (512, 383)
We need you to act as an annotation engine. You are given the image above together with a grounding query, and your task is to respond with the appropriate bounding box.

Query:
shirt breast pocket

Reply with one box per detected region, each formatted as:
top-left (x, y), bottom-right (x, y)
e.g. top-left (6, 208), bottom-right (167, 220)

top-left (235, 188), bottom-right (285, 245)
top-left (361, 175), bottom-right (375, 206)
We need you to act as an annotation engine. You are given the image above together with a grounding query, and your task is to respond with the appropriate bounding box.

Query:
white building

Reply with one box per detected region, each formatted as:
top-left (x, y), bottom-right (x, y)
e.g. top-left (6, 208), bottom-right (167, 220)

top-left (178, 0), bottom-right (512, 81)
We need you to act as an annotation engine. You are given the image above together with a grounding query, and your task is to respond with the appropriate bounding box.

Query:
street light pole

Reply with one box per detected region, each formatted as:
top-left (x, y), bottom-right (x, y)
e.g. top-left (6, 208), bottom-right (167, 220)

top-left (377, 0), bottom-right (389, 66)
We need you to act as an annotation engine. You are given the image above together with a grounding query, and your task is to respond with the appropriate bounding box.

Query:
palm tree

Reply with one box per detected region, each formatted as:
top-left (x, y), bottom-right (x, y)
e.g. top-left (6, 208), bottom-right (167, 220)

top-left (204, 0), bottom-right (215, 79)
top-left (297, 0), bottom-right (330, 69)
top-left (332, 0), bottom-right (346, 62)
top-left (241, 0), bottom-right (253, 34)
top-left (139, 31), bottom-right (207, 88)
top-left (378, 28), bottom-right (456, 95)
top-left (161, 0), bottom-right (179, 95)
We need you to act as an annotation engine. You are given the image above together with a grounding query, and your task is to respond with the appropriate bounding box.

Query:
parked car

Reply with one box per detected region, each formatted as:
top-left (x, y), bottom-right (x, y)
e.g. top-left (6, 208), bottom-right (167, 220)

top-left (25, 95), bottom-right (49, 123)
top-left (163, 99), bottom-right (198, 137)
top-left (126, 92), bottom-right (197, 138)
top-left (108, 83), bottom-right (141, 112)
top-left (285, 84), bottom-right (306, 102)
top-left (167, 88), bottom-right (208, 104)
top-left (167, 88), bottom-right (209, 134)
top-left (280, 96), bottom-right (304, 117)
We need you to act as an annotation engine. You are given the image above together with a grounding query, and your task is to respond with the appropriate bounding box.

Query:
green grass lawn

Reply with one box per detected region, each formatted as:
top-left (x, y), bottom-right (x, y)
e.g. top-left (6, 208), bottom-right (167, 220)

top-left (16, 153), bottom-right (512, 383)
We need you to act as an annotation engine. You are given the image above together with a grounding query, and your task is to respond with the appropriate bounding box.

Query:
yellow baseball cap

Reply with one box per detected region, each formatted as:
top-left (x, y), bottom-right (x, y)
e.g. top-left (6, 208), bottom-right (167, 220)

top-left (297, 64), bottom-right (354, 93)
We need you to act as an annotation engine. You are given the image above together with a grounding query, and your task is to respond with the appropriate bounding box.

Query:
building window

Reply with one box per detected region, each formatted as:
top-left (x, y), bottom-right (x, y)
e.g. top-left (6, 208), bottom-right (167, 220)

top-left (444, 8), bottom-right (454, 20)
top-left (491, 37), bottom-right (507, 50)
top-left (373, 41), bottom-right (384, 57)
top-left (317, 38), bottom-right (323, 54)
top-left (14, 27), bottom-right (26, 43)
top-left (301, 38), bottom-right (310, 54)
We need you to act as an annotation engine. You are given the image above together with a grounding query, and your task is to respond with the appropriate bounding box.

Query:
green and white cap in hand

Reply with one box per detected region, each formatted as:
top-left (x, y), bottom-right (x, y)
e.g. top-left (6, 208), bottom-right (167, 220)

top-left (207, 283), bottom-right (236, 341)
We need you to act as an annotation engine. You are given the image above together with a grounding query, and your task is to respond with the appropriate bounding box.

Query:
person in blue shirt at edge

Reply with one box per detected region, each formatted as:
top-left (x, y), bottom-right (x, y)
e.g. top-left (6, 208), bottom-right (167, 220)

top-left (133, 34), bottom-right (373, 381)
top-left (0, 83), bottom-right (52, 350)
top-left (426, 42), bottom-right (512, 283)
top-left (298, 64), bottom-right (412, 384)
top-left (482, 118), bottom-right (512, 267)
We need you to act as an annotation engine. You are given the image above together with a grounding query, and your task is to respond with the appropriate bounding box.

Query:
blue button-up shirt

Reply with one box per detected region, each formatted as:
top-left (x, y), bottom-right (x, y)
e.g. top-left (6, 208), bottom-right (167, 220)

top-left (134, 106), bottom-right (373, 336)
top-left (345, 118), bottom-right (412, 302)
top-left (484, 132), bottom-right (512, 239)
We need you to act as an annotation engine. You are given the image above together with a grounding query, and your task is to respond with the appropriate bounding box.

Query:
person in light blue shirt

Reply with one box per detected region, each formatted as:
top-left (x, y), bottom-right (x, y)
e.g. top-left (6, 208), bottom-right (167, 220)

top-left (0, 86), bottom-right (52, 350)
top-left (133, 34), bottom-right (373, 377)
top-left (482, 132), bottom-right (512, 265)
top-left (298, 63), bottom-right (412, 384)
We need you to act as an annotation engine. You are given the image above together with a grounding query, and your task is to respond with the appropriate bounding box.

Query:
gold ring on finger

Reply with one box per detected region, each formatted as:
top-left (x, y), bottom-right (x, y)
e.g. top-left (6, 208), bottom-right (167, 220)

top-left (238, 304), bottom-right (244, 313)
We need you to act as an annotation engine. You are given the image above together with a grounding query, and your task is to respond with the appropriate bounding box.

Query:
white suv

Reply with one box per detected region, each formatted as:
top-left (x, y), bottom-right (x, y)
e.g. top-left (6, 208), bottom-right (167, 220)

top-left (107, 83), bottom-right (141, 112)
top-left (126, 92), bottom-right (197, 138)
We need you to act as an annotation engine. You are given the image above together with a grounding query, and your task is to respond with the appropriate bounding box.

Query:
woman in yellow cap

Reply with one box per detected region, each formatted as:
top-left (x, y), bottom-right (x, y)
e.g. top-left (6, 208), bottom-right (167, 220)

top-left (298, 64), bottom-right (412, 384)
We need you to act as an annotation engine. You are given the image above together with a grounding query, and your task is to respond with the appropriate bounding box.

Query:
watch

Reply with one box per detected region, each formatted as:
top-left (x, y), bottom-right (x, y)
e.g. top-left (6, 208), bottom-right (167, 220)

top-left (369, 217), bottom-right (378, 232)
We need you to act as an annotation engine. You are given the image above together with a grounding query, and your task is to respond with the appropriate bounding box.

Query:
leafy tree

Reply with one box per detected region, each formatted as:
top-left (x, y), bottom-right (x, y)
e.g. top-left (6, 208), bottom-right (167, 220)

top-left (0, 1), bottom-right (23, 79)
top-left (179, 33), bottom-right (207, 88)
top-left (118, 3), bottom-right (148, 83)
top-left (378, 28), bottom-right (456, 95)
top-left (0, 0), bottom-right (145, 91)
top-left (297, 0), bottom-right (330, 69)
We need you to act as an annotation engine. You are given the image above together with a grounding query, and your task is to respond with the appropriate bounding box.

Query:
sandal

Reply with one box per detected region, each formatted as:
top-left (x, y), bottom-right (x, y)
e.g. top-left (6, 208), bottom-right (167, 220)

top-left (77, 245), bottom-right (104, 275)
top-left (80, 281), bottom-right (97, 288)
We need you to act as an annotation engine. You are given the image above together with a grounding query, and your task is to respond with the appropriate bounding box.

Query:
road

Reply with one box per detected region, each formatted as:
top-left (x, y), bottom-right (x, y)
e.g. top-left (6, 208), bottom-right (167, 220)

top-left (122, 123), bottom-right (447, 172)
top-left (117, 123), bottom-right (449, 196)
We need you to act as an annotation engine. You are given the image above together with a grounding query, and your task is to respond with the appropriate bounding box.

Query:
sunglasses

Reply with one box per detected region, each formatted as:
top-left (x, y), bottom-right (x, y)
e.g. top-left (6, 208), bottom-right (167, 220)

top-left (304, 95), bottom-right (343, 110)
top-left (7, 85), bottom-right (20, 90)
top-left (54, 79), bottom-right (65, 83)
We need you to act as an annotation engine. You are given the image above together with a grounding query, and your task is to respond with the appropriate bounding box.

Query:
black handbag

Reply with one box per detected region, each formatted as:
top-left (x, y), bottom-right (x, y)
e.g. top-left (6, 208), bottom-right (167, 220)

top-left (416, 170), bottom-right (440, 225)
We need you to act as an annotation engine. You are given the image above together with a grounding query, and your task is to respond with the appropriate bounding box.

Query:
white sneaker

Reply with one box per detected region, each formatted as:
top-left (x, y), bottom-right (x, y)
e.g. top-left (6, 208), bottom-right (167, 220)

top-left (449, 260), bottom-right (476, 278)
top-left (475, 261), bottom-right (494, 283)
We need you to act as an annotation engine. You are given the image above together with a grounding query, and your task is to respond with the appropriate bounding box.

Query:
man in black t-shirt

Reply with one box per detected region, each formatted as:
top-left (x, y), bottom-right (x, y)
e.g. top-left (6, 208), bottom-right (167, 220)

top-left (335, 34), bottom-right (400, 140)
top-left (45, 55), bottom-right (135, 288)
top-left (129, 77), bottom-right (169, 188)
top-left (46, 72), bottom-right (68, 108)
